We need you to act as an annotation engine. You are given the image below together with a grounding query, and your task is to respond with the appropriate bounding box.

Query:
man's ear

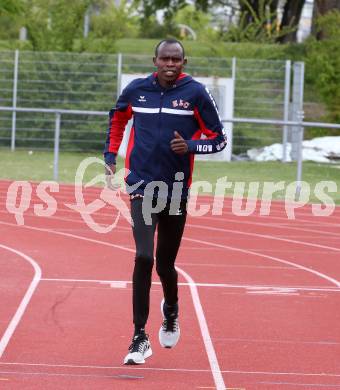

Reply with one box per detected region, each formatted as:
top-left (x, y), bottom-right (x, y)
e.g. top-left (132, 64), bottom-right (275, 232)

top-left (183, 58), bottom-right (187, 66)
top-left (153, 57), bottom-right (157, 66)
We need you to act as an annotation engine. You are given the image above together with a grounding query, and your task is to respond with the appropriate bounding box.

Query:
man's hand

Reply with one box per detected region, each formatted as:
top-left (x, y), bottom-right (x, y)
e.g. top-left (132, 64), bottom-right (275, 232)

top-left (105, 163), bottom-right (117, 190)
top-left (170, 131), bottom-right (188, 155)
top-left (105, 164), bottom-right (116, 176)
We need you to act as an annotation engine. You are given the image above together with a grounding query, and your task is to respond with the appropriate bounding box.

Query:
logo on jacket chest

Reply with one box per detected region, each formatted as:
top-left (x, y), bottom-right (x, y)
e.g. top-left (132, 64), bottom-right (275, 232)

top-left (138, 96), bottom-right (146, 102)
top-left (172, 99), bottom-right (190, 109)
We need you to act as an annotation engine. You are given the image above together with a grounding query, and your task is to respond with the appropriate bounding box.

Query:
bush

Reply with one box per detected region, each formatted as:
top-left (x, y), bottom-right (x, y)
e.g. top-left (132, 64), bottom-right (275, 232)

top-left (90, 1), bottom-right (139, 41)
top-left (305, 11), bottom-right (340, 123)
top-left (22, 0), bottom-right (89, 51)
top-left (174, 5), bottom-right (217, 41)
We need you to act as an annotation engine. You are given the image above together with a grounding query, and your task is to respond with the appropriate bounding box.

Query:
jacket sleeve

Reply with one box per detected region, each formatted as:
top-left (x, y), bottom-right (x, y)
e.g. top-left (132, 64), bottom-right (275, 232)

top-left (186, 85), bottom-right (227, 154)
top-left (103, 85), bottom-right (133, 165)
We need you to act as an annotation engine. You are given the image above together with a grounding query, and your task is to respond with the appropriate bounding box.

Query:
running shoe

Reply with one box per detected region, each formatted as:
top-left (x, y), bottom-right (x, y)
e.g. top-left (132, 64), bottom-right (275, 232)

top-left (159, 299), bottom-right (180, 348)
top-left (123, 333), bottom-right (152, 365)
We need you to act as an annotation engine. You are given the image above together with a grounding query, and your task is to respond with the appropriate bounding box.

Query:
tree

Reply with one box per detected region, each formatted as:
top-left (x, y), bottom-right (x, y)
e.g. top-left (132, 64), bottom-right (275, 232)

top-left (277, 0), bottom-right (305, 43)
top-left (0, 0), bottom-right (23, 39)
top-left (312, 0), bottom-right (340, 39)
top-left (220, 0), bottom-right (293, 43)
top-left (23, 0), bottom-right (91, 51)
top-left (306, 10), bottom-right (340, 122)
top-left (201, 0), bottom-right (304, 43)
top-left (90, 0), bottom-right (138, 40)
top-left (136, 0), bottom-right (187, 22)
top-left (217, 0), bottom-right (308, 44)
top-left (239, 0), bottom-right (279, 25)
top-left (174, 4), bottom-right (214, 40)
top-left (0, 0), bottom-right (22, 16)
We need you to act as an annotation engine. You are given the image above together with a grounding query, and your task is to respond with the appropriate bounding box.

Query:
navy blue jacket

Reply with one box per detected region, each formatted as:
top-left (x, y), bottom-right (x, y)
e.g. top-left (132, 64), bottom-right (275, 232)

top-left (104, 73), bottom-right (227, 199)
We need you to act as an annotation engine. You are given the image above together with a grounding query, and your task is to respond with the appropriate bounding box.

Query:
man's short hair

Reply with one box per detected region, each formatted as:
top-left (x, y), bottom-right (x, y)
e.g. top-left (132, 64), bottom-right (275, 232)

top-left (154, 39), bottom-right (185, 58)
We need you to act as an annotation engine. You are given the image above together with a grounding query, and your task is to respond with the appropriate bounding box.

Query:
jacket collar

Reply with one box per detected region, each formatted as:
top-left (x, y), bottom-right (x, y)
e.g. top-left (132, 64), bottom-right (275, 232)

top-left (149, 72), bottom-right (192, 89)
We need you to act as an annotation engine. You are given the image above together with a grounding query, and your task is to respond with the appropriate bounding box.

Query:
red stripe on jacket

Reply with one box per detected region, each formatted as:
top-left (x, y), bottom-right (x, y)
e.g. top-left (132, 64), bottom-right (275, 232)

top-left (193, 108), bottom-right (218, 139)
top-left (125, 126), bottom-right (135, 171)
top-left (187, 129), bottom-right (202, 188)
top-left (108, 104), bottom-right (133, 153)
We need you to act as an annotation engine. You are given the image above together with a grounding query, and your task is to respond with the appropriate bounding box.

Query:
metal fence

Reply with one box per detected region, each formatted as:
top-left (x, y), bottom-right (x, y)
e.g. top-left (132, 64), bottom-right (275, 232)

top-left (234, 58), bottom-right (291, 155)
top-left (2, 105), bottom-right (340, 200)
top-left (0, 50), bottom-right (118, 151)
top-left (0, 50), bottom-right (294, 154)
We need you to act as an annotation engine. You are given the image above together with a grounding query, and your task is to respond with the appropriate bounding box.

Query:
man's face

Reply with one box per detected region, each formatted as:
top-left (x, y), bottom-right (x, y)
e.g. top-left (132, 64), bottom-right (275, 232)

top-left (153, 42), bottom-right (187, 87)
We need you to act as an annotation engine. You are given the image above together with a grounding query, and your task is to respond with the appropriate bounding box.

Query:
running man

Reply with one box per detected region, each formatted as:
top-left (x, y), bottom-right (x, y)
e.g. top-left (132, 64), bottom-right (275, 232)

top-left (104, 39), bottom-right (227, 365)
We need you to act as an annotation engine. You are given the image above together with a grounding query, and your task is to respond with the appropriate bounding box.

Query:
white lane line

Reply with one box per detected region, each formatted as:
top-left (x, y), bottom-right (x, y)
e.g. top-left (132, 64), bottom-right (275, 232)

top-left (109, 281), bottom-right (127, 288)
top-left (257, 381), bottom-right (340, 388)
top-left (193, 214), bottom-right (340, 238)
top-left (182, 236), bottom-right (340, 288)
top-left (2, 214), bottom-right (340, 266)
top-left (221, 210), bottom-right (340, 223)
top-left (176, 266), bottom-right (226, 390)
top-left (1, 362), bottom-right (340, 378)
top-left (1, 207), bottom-right (339, 262)
top-left (2, 187), bottom-right (338, 226)
top-left (1, 220), bottom-right (340, 291)
top-left (0, 244), bottom-right (42, 358)
top-left (186, 223), bottom-right (340, 253)
top-left (212, 337), bottom-right (340, 345)
top-left (1, 221), bottom-right (340, 388)
top-left (4, 371), bottom-right (338, 388)
top-left (178, 262), bottom-right (295, 269)
top-left (1, 179), bottom-right (340, 211)
top-left (0, 370), bottom-right (143, 380)
top-left (2, 196), bottom-right (340, 255)
top-left (3, 207), bottom-right (339, 255)
top-left (1, 192), bottom-right (340, 233)
top-left (0, 210), bottom-right (131, 232)
top-left (246, 287), bottom-right (299, 296)
top-left (0, 222), bottom-right (227, 390)
top-left (40, 278), bottom-right (340, 293)
top-left (2, 201), bottom-right (340, 253)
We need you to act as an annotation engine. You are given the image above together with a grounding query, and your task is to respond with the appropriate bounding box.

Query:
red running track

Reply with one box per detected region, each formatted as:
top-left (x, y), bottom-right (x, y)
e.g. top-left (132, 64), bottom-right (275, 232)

top-left (0, 180), bottom-right (339, 390)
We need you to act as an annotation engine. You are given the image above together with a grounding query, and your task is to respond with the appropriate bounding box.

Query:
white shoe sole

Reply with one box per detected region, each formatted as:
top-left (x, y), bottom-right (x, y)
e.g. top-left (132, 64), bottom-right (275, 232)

top-left (123, 347), bottom-right (152, 365)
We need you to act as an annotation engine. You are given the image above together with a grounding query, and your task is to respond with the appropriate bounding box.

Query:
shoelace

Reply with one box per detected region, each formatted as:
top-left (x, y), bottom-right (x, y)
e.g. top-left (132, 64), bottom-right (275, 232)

top-left (162, 317), bottom-right (179, 332)
top-left (129, 335), bottom-right (148, 353)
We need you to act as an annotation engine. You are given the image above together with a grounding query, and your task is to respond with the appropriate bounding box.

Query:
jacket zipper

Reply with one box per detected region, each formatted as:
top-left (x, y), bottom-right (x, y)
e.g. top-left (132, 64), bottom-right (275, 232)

top-left (157, 90), bottom-right (165, 179)
top-left (159, 91), bottom-right (164, 133)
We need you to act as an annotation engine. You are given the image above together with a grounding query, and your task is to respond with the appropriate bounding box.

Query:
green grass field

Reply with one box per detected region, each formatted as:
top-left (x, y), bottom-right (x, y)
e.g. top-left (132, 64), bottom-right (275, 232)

top-left (1, 149), bottom-right (339, 204)
top-left (0, 38), bottom-right (292, 59)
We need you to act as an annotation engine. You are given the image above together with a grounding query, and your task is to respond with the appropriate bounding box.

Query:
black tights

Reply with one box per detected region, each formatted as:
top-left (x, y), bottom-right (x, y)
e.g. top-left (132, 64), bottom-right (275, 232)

top-left (130, 198), bottom-right (187, 329)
